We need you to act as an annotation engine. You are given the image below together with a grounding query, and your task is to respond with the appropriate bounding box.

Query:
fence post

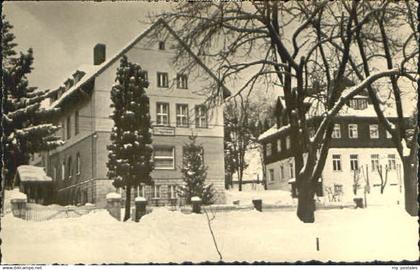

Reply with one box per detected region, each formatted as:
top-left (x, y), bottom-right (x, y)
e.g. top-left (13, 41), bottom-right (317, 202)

top-left (106, 192), bottom-right (121, 221)
top-left (11, 195), bottom-right (27, 219)
top-left (252, 199), bottom-right (263, 212)
top-left (191, 196), bottom-right (202, 214)
top-left (134, 196), bottom-right (147, 222)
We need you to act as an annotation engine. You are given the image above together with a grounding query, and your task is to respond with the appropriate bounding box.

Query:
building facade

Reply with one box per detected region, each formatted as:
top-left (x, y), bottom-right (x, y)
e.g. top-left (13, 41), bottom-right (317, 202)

top-left (37, 20), bottom-right (230, 207)
top-left (259, 92), bottom-right (405, 201)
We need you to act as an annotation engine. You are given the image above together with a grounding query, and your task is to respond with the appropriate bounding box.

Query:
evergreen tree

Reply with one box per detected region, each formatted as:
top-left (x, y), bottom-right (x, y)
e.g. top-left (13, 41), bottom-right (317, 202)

top-left (106, 56), bottom-right (153, 221)
top-left (1, 15), bottom-right (63, 189)
top-left (178, 135), bottom-right (215, 205)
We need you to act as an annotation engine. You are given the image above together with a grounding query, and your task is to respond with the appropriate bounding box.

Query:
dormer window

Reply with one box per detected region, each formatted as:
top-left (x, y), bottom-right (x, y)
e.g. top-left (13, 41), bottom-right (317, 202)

top-left (158, 41), bottom-right (165, 50)
top-left (349, 98), bottom-right (367, 110)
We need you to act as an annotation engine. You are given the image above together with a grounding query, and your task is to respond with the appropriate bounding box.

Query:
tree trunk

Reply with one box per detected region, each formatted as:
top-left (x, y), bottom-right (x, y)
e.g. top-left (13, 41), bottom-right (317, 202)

top-left (402, 157), bottom-right (417, 216)
top-left (124, 185), bottom-right (131, 221)
top-left (297, 178), bottom-right (316, 223)
top-left (238, 171), bottom-right (242, 192)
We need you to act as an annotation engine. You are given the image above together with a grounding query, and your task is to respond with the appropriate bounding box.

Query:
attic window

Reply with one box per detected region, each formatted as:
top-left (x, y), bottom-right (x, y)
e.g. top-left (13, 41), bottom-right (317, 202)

top-left (159, 41), bottom-right (165, 50)
top-left (349, 98), bottom-right (367, 110)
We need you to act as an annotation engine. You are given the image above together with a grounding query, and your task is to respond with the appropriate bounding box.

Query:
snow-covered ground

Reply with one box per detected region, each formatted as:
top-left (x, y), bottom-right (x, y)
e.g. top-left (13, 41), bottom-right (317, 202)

top-left (225, 187), bottom-right (297, 206)
top-left (2, 202), bottom-right (417, 263)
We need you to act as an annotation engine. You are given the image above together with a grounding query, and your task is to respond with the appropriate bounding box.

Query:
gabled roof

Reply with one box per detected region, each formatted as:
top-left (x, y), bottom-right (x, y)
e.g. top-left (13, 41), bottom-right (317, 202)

top-left (50, 18), bottom-right (231, 109)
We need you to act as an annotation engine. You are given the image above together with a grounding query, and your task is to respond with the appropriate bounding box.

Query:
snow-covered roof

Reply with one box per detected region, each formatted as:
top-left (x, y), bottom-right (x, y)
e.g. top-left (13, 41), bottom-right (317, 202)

top-left (50, 19), bottom-right (231, 109)
top-left (258, 124), bottom-right (290, 141)
top-left (338, 104), bottom-right (398, 118)
top-left (16, 165), bottom-right (52, 182)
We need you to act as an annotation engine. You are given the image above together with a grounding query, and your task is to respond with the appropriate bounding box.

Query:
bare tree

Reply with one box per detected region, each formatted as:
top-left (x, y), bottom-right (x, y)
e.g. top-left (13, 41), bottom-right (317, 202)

top-left (154, 1), bottom-right (417, 222)
top-left (376, 165), bottom-right (389, 195)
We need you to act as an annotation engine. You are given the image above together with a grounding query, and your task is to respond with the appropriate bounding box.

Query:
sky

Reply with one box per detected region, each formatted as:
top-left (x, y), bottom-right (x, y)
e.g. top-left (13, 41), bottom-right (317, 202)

top-left (3, 2), bottom-right (416, 115)
top-left (3, 1), bottom-right (172, 90)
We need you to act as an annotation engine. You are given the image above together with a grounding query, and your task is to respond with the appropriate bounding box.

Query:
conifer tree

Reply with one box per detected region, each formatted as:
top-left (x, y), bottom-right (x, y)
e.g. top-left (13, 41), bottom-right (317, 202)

top-left (1, 15), bottom-right (63, 189)
top-left (106, 56), bottom-right (153, 221)
top-left (178, 135), bottom-right (215, 205)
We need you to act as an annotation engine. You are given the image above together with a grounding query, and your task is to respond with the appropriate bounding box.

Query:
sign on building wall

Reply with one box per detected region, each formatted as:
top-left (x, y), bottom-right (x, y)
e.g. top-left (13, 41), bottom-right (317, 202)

top-left (153, 126), bottom-right (175, 136)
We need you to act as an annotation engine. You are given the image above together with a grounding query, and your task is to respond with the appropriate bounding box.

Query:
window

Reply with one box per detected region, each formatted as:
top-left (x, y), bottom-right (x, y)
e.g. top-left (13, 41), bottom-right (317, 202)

top-left (350, 154), bottom-right (359, 171)
top-left (286, 136), bottom-right (291, 150)
top-left (289, 162), bottom-right (294, 178)
top-left (68, 157), bottom-right (72, 180)
top-left (156, 103), bottom-right (170, 126)
top-left (153, 185), bottom-right (161, 198)
top-left (348, 124), bottom-right (358, 139)
top-left (75, 110), bottom-right (79, 135)
top-left (154, 146), bottom-right (175, 169)
top-left (388, 154), bottom-right (396, 170)
top-left (53, 166), bottom-right (57, 182)
top-left (266, 143), bottom-right (272, 156)
top-left (66, 116), bottom-right (71, 139)
top-left (137, 185), bottom-right (146, 198)
top-left (76, 153), bottom-right (81, 175)
top-left (276, 139), bottom-right (282, 152)
top-left (61, 120), bottom-right (66, 139)
top-left (177, 74), bottom-right (188, 89)
top-left (176, 104), bottom-right (189, 127)
top-left (371, 154), bottom-right (379, 171)
top-left (157, 72), bottom-right (169, 88)
top-left (280, 165), bottom-right (284, 180)
top-left (349, 98), bottom-right (367, 110)
top-left (369, 124), bottom-right (379, 139)
top-left (332, 124), bottom-right (341, 138)
top-left (269, 169), bottom-right (274, 182)
top-left (386, 130), bottom-right (392, 138)
top-left (168, 185), bottom-right (178, 199)
top-left (332, 155), bottom-right (342, 171)
top-left (61, 161), bottom-right (65, 181)
top-left (195, 105), bottom-right (208, 128)
top-left (142, 70), bottom-right (148, 81)
top-left (158, 41), bottom-right (165, 50)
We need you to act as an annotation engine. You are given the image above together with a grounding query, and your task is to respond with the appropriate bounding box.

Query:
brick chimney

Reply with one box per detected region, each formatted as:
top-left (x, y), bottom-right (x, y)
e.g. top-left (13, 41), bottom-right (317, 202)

top-left (93, 43), bottom-right (106, 65)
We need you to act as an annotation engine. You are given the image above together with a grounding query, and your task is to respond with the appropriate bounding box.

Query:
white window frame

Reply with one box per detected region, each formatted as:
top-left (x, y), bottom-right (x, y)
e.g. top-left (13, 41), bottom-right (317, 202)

top-left (53, 166), bottom-right (57, 182)
top-left (266, 143), bottom-right (272, 156)
top-left (388, 154), bottom-right (396, 170)
top-left (68, 157), bottom-right (72, 180)
top-left (61, 161), bottom-right (66, 181)
top-left (154, 146), bottom-right (175, 170)
top-left (369, 124), bottom-right (379, 139)
top-left (332, 124), bottom-right (341, 138)
top-left (286, 136), bottom-right (291, 150)
top-left (350, 154), bottom-right (359, 171)
top-left (176, 104), bottom-right (189, 127)
top-left (153, 185), bottom-right (161, 198)
top-left (276, 139), bottom-right (282, 152)
top-left (168, 185), bottom-right (178, 199)
top-left (371, 154), bottom-right (379, 171)
top-left (137, 185), bottom-right (146, 198)
top-left (76, 153), bottom-right (81, 175)
top-left (332, 154), bottom-right (342, 171)
top-left (195, 105), bottom-right (208, 128)
top-left (177, 74), bottom-right (188, 89)
top-left (156, 102), bottom-right (170, 126)
top-left (289, 162), bottom-right (294, 178)
top-left (348, 124), bottom-right (358, 139)
top-left (157, 72), bottom-right (169, 88)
